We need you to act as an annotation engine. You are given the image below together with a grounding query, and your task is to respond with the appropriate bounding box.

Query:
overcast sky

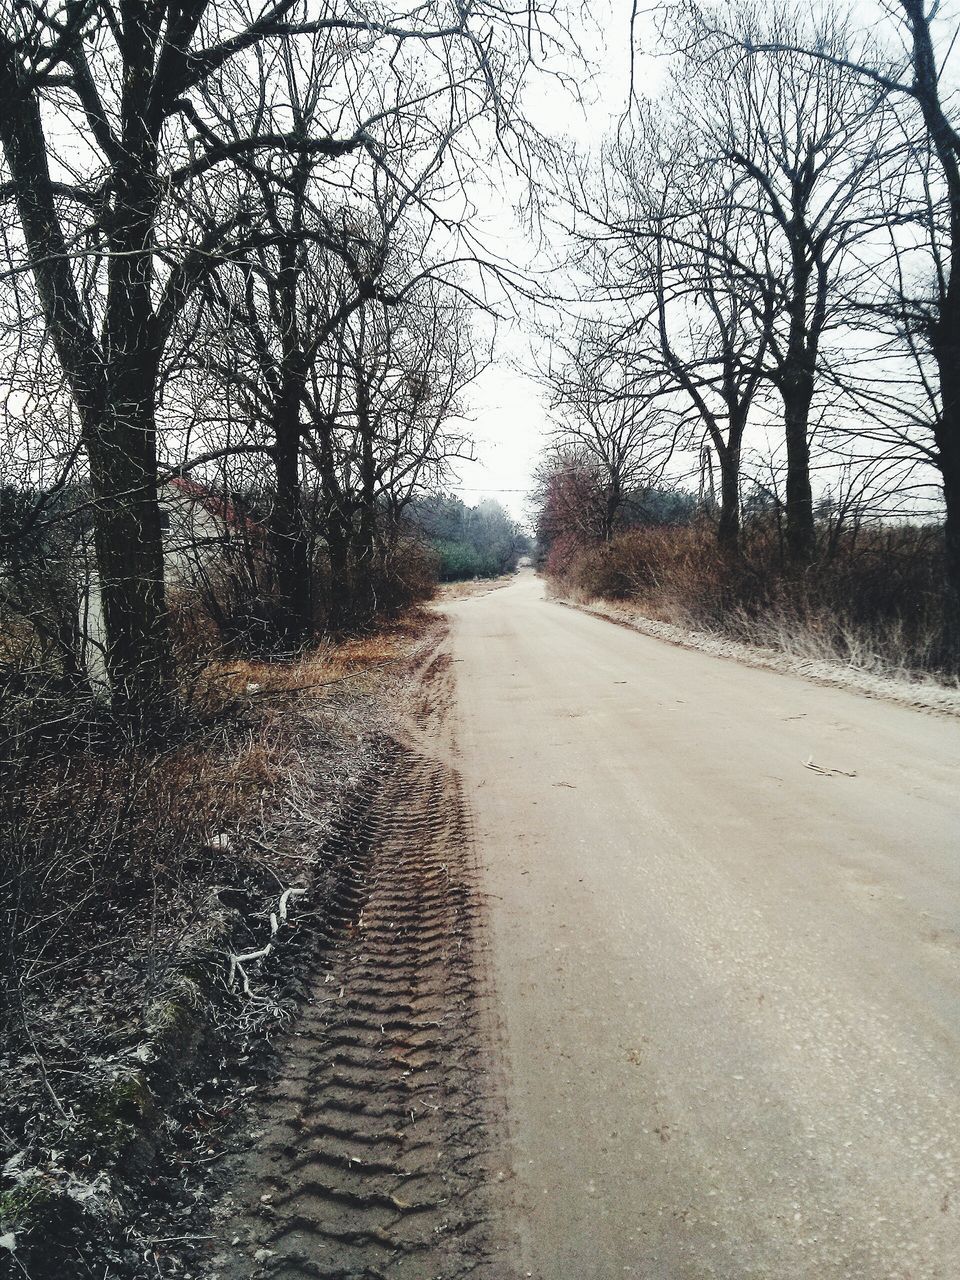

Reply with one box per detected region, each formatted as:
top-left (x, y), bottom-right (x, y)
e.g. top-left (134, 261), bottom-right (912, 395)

top-left (444, 1), bottom-right (656, 524)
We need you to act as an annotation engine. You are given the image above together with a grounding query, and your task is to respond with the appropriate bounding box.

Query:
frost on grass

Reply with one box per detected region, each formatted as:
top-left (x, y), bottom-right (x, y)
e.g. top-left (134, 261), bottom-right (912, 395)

top-left (0, 613), bottom-right (436, 1278)
top-left (568, 596), bottom-right (960, 717)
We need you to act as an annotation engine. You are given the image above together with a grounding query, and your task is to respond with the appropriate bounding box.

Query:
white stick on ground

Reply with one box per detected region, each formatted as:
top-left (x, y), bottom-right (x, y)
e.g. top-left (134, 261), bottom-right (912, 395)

top-left (226, 886), bottom-right (307, 993)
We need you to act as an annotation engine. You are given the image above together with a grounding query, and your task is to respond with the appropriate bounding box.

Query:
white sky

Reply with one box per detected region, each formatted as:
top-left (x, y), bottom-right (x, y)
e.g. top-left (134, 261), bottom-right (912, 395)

top-left (444, 1), bottom-right (656, 524)
top-left (444, 0), bottom-right (959, 525)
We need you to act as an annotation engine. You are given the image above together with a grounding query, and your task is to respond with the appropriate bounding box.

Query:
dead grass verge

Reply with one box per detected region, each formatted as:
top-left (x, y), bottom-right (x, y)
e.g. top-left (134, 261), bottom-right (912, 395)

top-left (556, 594), bottom-right (960, 717)
top-left (435, 573), bottom-right (517, 603)
top-left (0, 609), bottom-right (440, 1279)
top-left (545, 523), bottom-right (958, 694)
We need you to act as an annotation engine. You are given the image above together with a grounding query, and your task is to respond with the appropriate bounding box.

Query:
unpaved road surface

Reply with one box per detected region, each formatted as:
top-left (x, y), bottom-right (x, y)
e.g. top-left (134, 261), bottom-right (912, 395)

top-left (446, 571), bottom-right (960, 1280)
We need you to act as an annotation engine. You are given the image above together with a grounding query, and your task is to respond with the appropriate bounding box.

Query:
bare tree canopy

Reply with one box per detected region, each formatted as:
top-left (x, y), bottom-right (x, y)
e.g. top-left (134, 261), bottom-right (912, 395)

top-left (0, 0), bottom-right (564, 721)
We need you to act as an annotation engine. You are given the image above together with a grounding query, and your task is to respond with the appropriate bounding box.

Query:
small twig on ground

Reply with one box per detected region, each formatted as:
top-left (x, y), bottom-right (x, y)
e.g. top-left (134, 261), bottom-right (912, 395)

top-left (803, 757), bottom-right (858, 778)
top-left (14, 981), bottom-right (72, 1122)
top-left (249, 658), bottom-right (404, 698)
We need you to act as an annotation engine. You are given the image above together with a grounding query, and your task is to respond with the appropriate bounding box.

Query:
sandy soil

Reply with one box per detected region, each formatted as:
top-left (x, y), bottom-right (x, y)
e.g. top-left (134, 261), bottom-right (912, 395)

top-left (445, 569), bottom-right (960, 1280)
top-left (436, 575), bottom-right (517, 602)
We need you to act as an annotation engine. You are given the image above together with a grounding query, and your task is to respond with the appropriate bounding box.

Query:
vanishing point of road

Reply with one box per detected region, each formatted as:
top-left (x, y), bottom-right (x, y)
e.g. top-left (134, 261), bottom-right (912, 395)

top-left (444, 571), bottom-right (960, 1280)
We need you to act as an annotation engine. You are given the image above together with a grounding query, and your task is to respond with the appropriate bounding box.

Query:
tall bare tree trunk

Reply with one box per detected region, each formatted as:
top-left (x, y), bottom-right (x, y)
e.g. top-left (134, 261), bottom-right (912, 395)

top-left (0, 34), bottom-right (171, 723)
top-left (781, 374), bottom-right (816, 567)
top-left (325, 510), bottom-right (353, 631)
top-left (602, 479), bottom-right (622, 543)
top-left (268, 237), bottom-right (313, 645)
top-left (270, 403), bottom-right (312, 643)
top-left (716, 440), bottom-right (742, 557)
top-left (98, 42), bottom-right (171, 717)
top-left (779, 250), bottom-right (818, 568)
top-left (353, 364), bottom-right (378, 623)
top-left (932, 337), bottom-right (960, 666)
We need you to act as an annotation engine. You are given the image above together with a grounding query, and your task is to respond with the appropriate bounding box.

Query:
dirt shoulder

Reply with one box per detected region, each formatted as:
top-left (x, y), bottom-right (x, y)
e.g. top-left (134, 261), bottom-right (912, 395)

top-left (557, 592), bottom-right (960, 717)
top-left (198, 627), bottom-right (511, 1279)
top-left (1, 612), bottom-right (467, 1280)
top-left (436, 574), bottom-right (517, 603)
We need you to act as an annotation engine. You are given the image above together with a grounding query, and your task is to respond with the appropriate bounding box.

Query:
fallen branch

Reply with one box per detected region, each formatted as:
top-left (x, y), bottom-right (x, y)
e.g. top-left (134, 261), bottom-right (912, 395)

top-left (226, 886), bottom-right (307, 994)
top-left (803, 757), bottom-right (858, 778)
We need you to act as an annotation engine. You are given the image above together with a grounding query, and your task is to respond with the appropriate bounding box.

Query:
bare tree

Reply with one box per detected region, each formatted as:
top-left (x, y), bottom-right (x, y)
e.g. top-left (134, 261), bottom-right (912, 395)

top-left (539, 319), bottom-right (679, 541)
top-left (0, 0), bottom-right (562, 718)
top-left (567, 119), bottom-right (773, 553)
top-left (674, 4), bottom-right (890, 565)
top-left (720, 0), bottom-right (960, 654)
top-left (324, 281), bottom-right (481, 622)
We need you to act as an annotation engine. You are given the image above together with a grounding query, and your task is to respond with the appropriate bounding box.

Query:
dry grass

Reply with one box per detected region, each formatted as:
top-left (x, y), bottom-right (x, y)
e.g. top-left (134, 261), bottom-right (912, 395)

top-left (191, 609), bottom-right (431, 706)
top-left (548, 522), bottom-right (952, 683)
top-left (0, 606), bottom-right (436, 1277)
top-left (435, 573), bottom-right (516, 602)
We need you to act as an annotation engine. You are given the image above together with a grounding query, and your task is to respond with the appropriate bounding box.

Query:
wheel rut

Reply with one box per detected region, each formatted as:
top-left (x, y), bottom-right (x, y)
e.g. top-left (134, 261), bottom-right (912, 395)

top-left (208, 644), bottom-right (513, 1280)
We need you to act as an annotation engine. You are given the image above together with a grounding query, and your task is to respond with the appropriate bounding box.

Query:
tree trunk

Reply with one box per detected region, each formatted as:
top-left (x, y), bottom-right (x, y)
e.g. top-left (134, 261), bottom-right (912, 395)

top-left (312, 412), bottom-right (354, 631)
top-left (779, 242), bottom-right (818, 569)
top-left (326, 510), bottom-right (353, 632)
top-left (270, 412), bottom-right (312, 644)
top-left (98, 129), bottom-right (171, 720)
top-left (602, 481), bottom-right (621, 543)
top-left (932, 337), bottom-right (960, 668)
top-left (781, 375), bottom-right (816, 567)
top-left (716, 441), bottom-right (741, 556)
top-left (941, 470), bottom-right (960, 671)
top-left (87, 421), bottom-right (170, 718)
top-left (353, 364), bottom-right (378, 623)
top-left (0, 27), bottom-right (172, 726)
top-left (269, 240), bottom-right (312, 644)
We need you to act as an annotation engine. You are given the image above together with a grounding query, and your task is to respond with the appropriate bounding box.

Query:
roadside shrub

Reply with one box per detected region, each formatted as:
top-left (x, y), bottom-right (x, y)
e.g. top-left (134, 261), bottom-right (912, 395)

top-left (434, 538), bottom-right (483, 580)
top-left (367, 537), bottom-right (439, 613)
top-left (548, 521), bottom-right (948, 678)
top-left (433, 536), bottom-right (513, 580)
top-left (0, 690), bottom-right (270, 1055)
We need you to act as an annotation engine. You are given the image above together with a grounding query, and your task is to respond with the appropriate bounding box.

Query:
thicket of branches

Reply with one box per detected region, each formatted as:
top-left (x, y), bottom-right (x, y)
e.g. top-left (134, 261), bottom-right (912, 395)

top-left (0, 0), bottom-right (566, 728)
top-left (536, 0), bottom-right (960, 673)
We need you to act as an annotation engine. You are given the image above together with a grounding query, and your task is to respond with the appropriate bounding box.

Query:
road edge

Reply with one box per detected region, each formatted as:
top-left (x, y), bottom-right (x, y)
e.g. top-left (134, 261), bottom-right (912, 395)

top-left (552, 593), bottom-right (960, 719)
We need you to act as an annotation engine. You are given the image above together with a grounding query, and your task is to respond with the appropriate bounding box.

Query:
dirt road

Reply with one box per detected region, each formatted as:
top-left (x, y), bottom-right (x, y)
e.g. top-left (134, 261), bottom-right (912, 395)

top-left (445, 571), bottom-right (960, 1280)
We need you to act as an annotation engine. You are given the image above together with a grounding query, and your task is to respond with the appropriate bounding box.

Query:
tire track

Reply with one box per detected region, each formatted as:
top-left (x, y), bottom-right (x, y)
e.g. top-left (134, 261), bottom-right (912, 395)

top-left (210, 644), bottom-right (511, 1280)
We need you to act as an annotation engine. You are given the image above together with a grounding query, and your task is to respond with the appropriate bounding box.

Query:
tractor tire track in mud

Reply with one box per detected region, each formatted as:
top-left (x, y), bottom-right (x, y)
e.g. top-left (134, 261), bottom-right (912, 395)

top-left (211, 644), bottom-right (512, 1280)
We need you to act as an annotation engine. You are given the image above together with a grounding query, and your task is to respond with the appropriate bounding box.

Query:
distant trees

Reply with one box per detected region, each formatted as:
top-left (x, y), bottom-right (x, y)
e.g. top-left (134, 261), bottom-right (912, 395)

top-left (532, 450), bottom-right (695, 566)
top-left (410, 496), bottom-right (526, 580)
top-left (538, 321), bottom-right (680, 541)
top-left (179, 219), bottom-right (482, 634)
